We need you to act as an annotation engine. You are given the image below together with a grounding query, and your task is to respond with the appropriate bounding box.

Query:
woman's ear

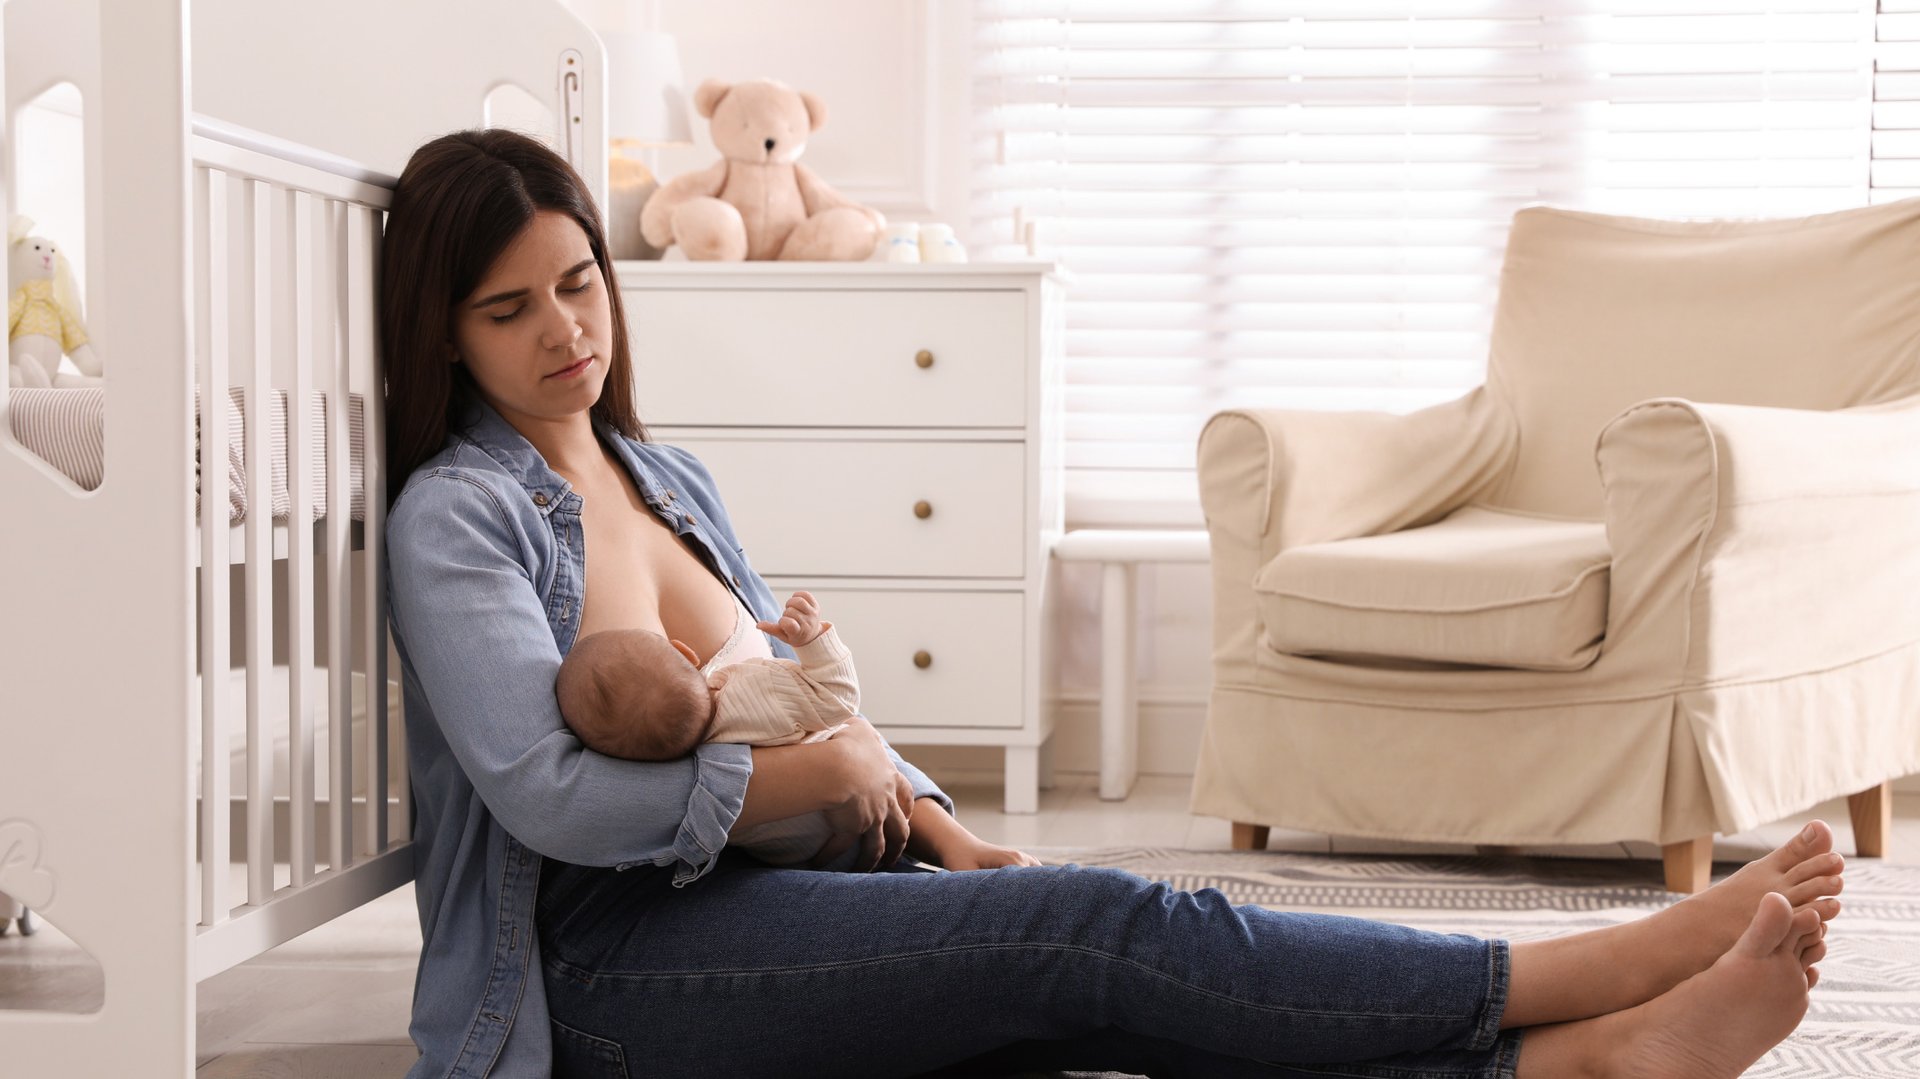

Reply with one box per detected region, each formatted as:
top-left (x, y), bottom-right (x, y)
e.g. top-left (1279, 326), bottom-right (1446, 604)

top-left (669, 638), bottom-right (701, 666)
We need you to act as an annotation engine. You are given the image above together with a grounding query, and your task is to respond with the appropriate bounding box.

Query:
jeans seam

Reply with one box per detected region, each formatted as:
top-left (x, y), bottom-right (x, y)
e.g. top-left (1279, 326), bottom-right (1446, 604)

top-left (553, 940), bottom-right (1482, 1025)
top-left (1469, 939), bottom-right (1511, 1052)
top-left (1491, 1030), bottom-right (1524, 1079)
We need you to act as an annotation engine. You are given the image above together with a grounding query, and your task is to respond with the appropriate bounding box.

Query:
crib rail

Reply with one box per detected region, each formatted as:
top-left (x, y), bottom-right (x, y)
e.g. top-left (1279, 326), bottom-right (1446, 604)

top-left (190, 126), bottom-right (408, 974)
top-left (1, 1), bottom-right (608, 1070)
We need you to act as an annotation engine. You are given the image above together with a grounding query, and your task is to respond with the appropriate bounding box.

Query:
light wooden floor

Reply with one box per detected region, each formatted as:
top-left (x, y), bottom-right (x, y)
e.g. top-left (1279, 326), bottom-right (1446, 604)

top-left (6, 774), bottom-right (1915, 1076)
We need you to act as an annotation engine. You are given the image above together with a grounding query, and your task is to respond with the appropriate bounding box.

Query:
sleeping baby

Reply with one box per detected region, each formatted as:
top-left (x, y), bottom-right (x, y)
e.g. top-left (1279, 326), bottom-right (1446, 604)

top-left (555, 590), bottom-right (865, 871)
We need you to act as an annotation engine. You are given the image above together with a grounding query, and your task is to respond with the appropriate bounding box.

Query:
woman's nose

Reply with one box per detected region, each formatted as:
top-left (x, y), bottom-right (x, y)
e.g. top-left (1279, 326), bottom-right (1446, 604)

top-left (540, 310), bottom-right (583, 351)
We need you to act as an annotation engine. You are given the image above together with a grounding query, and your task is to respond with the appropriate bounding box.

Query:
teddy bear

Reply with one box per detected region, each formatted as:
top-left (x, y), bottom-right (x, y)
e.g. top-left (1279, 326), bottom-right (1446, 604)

top-left (8, 214), bottom-right (102, 388)
top-left (639, 77), bottom-right (885, 261)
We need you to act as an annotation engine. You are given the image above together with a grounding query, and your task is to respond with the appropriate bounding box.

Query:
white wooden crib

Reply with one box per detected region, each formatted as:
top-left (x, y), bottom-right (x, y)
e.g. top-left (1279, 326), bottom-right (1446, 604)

top-left (0, 0), bottom-right (608, 1072)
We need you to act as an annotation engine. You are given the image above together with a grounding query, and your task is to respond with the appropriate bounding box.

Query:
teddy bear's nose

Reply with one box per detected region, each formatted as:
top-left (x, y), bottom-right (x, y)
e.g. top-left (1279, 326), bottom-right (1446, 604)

top-left (764, 137), bottom-right (776, 152)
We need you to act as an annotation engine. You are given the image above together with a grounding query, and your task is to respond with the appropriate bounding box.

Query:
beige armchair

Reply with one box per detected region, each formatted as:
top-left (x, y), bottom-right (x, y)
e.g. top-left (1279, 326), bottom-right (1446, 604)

top-left (1193, 199), bottom-right (1920, 893)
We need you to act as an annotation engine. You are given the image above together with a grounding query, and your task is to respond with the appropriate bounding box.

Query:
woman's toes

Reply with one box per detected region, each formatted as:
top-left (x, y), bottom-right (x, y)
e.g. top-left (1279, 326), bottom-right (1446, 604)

top-left (1787, 875), bottom-right (1845, 906)
top-left (1788, 907), bottom-right (1821, 943)
top-left (1787, 852), bottom-right (1845, 885)
top-left (1799, 940), bottom-right (1827, 968)
top-left (1738, 893), bottom-right (1798, 958)
top-left (1799, 896), bottom-right (1843, 923)
top-left (1780, 821), bottom-right (1836, 865)
top-left (1807, 965), bottom-right (1822, 989)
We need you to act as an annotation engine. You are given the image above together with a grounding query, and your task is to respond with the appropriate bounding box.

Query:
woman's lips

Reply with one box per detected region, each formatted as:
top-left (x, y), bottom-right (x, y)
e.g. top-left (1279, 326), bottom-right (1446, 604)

top-left (546, 356), bottom-right (593, 380)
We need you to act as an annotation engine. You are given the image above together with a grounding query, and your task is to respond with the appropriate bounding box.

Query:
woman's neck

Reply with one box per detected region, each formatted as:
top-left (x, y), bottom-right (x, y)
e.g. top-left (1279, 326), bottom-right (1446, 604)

top-left (496, 403), bottom-right (611, 484)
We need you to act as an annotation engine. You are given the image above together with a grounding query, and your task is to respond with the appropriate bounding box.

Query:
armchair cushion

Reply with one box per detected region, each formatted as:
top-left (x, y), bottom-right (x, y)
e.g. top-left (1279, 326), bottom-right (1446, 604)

top-left (1254, 506), bottom-right (1611, 671)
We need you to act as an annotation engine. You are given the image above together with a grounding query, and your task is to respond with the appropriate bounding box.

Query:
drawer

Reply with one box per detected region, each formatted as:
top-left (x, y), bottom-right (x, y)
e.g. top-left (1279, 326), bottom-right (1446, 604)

top-left (679, 439), bottom-right (1026, 578)
top-left (625, 289), bottom-right (1027, 427)
top-left (786, 589), bottom-right (1024, 729)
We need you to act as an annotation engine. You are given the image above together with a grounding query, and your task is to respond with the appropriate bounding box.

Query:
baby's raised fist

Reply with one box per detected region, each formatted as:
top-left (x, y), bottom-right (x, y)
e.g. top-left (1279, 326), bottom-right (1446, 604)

top-left (756, 590), bottom-right (826, 646)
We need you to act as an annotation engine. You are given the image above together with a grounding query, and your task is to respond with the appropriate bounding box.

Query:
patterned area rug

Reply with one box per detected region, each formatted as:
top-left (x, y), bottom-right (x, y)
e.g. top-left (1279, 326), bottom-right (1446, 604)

top-left (1012, 847), bottom-right (1920, 1079)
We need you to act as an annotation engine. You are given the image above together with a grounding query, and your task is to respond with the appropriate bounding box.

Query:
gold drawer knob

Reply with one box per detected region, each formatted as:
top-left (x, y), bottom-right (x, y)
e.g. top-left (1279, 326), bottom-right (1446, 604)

top-left (913, 650), bottom-right (933, 669)
top-left (913, 500), bottom-right (933, 520)
top-left (915, 349), bottom-right (934, 369)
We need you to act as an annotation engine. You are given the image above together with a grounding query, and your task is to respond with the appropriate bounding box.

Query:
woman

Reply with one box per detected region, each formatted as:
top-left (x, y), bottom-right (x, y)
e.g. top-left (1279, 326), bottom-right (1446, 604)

top-left (381, 129), bottom-right (1845, 1079)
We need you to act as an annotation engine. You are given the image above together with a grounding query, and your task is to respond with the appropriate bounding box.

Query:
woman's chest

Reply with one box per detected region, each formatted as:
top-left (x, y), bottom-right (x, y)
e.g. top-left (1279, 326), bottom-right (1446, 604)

top-left (571, 480), bottom-right (735, 650)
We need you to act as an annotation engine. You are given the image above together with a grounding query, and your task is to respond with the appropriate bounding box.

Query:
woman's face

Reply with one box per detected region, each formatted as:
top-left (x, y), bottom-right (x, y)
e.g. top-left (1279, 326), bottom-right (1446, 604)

top-left (450, 209), bottom-right (612, 427)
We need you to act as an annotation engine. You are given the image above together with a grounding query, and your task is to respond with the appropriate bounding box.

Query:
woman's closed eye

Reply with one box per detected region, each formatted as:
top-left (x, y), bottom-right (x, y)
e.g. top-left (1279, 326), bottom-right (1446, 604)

top-left (488, 279), bottom-right (595, 324)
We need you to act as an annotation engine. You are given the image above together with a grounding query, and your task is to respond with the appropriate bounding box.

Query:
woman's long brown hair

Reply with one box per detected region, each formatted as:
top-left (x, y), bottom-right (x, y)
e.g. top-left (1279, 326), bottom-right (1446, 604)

top-left (380, 129), bottom-right (645, 509)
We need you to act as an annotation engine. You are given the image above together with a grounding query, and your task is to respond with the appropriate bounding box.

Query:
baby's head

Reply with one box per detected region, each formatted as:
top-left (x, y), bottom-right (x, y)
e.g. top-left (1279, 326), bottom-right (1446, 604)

top-left (556, 629), bottom-right (715, 760)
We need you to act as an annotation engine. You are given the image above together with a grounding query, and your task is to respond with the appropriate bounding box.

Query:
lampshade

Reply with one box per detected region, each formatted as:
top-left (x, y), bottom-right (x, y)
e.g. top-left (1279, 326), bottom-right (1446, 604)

top-left (600, 29), bottom-right (693, 148)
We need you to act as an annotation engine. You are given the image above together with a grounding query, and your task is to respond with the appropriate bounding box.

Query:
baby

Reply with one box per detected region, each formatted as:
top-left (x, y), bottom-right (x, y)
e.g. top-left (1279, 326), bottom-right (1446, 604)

top-left (556, 590), bottom-right (864, 870)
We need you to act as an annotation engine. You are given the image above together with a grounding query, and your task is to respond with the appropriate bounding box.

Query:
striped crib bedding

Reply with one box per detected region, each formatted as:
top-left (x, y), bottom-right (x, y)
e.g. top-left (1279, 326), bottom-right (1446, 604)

top-left (5, 386), bottom-right (368, 523)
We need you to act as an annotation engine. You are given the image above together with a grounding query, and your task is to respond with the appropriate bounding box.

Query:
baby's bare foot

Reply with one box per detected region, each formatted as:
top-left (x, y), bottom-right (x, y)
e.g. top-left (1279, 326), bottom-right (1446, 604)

top-left (1600, 893), bottom-right (1820, 1078)
top-left (1631, 821), bottom-right (1843, 996)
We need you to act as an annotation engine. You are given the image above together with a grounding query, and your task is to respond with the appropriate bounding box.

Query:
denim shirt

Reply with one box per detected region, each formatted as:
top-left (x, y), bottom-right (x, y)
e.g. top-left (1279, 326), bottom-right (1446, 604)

top-left (385, 395), bottom-right (956, 1078)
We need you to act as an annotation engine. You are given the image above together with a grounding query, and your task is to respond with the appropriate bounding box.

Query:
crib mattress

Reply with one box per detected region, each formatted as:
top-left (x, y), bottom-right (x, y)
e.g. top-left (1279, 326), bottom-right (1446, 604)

top-left (191, 666), bottom-right (404, 801)
top-left (6, 386), bottom-right (368, 524)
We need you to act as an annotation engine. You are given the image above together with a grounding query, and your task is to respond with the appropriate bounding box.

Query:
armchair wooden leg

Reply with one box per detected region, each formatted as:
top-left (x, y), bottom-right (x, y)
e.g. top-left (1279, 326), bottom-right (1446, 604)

top-left (1662, 835), bottom-right (1714, 894)
top-left (1847, 781), bottom-right (1894, 858)
top-left (1231, 822), bottom-right (1270, 852)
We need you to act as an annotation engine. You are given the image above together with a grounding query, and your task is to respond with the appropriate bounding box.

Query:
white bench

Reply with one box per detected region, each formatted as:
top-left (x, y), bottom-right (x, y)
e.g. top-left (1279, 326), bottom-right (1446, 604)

top-left (1051, 529), bottom-right (1212, 800)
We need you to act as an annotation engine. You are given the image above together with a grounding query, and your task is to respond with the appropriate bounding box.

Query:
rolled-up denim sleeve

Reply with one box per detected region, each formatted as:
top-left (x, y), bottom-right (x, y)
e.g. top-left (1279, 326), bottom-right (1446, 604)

top-left (387, 471), bottom-right (749, 886)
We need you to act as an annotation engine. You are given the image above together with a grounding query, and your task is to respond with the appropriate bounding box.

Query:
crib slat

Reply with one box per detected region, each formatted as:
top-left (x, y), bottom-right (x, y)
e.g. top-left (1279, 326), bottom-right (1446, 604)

top-left (389, 635), bottom-right (409, 842)
top-left (244, 178), bottom-right (275, 905)
top-left (330, 201), bottom-right (357, 870)
top-left (324, 197), bottom-right (354, 875)
top-left (351, 203), bottom-right (391, 856)
top-left (198, 166), bottom-right (232, 928)
top-left (288, 189), bottom-right (317, 887)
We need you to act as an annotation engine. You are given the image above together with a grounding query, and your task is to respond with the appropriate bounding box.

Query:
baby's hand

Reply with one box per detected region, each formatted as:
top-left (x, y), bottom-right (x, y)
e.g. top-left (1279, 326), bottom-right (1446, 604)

top-left (756, 590), bottom-right (826, 646)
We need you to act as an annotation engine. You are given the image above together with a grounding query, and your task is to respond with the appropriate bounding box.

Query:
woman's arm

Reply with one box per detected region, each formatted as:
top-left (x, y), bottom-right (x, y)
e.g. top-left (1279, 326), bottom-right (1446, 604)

top-left (747, 716), bottom-right (917, 871)
top-left (388, 472), bottom-right (750, 886)
top-left (730, 740), bottom-right (846, 834)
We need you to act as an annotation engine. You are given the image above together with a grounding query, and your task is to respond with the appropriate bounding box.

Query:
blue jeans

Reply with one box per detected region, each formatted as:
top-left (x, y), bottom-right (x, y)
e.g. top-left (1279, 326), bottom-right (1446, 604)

top-left (534, 848), bottom-right (1525, 1078)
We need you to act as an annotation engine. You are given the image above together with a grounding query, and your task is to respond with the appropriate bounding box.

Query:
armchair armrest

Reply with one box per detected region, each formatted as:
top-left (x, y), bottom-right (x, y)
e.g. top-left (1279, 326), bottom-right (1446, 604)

top-left (1595, 392), bottom-right (1920, 687)
top-left (1196, 386), bottom-right (1517, 680)
top-left (1196, 385), bottom-right (1517, 552)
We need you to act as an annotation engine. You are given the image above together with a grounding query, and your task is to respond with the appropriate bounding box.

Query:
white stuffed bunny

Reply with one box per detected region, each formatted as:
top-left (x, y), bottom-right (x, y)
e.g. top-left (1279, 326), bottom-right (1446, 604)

top-left (8, 214), bottom-right (101, 388)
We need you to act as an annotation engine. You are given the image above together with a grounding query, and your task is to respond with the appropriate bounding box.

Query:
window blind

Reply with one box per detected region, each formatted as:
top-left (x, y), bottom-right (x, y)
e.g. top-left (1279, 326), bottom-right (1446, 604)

top-left (971, 1), bottom-right (1880, 527)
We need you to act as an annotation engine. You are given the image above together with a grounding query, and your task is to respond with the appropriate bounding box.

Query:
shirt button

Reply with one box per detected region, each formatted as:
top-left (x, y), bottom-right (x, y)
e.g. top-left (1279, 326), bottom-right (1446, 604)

top-left (685, 514), bottom-right (698, 526)
top-left (731, 575), bottom-right (740, 587)
top-left (532, 493), bottom-right (548, 507)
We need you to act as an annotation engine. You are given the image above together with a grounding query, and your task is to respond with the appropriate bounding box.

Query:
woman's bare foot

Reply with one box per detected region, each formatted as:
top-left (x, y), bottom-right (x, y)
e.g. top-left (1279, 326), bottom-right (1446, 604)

top-left (1504, 822), bottom-right (1843, 1028)
top-left (1630, 821), bottom-right (1843, 994)
top-left (1515, 893), bottom-right (1824, 1078)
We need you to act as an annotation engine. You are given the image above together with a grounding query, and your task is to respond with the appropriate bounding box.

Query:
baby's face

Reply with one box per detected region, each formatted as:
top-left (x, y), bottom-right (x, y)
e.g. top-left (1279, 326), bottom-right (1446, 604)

top-left (667, 638), bottom-right (721, 701)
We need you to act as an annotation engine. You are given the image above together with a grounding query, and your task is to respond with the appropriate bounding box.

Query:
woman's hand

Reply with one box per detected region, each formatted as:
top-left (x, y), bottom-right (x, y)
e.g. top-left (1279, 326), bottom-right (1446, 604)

top-left (940, 840), bottom-right (1045, 872)
top-left (810, 716), bottom-right (913, 872)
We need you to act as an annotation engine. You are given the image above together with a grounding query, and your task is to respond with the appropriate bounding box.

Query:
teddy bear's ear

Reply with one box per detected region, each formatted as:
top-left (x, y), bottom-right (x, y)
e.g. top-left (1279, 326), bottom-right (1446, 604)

top-left (799, 89), bottom-right (828, 133)
top-left (694, 78), bottom-right (733, 120)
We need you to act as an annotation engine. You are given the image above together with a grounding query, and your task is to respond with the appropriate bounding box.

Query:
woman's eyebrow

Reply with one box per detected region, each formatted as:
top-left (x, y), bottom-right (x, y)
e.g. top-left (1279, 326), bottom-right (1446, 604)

top-left (469, 258), bottom-right (598, 308)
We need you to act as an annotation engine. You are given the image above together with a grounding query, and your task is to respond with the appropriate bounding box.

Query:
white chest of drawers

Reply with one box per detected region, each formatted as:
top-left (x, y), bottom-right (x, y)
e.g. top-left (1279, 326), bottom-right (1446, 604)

top-left (616, 261), bottom-right (1065, 813)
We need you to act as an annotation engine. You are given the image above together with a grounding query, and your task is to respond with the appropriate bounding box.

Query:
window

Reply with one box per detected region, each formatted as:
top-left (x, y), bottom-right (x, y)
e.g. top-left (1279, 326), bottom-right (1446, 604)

top-left (972, 1), bottom-right (1885, 526)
